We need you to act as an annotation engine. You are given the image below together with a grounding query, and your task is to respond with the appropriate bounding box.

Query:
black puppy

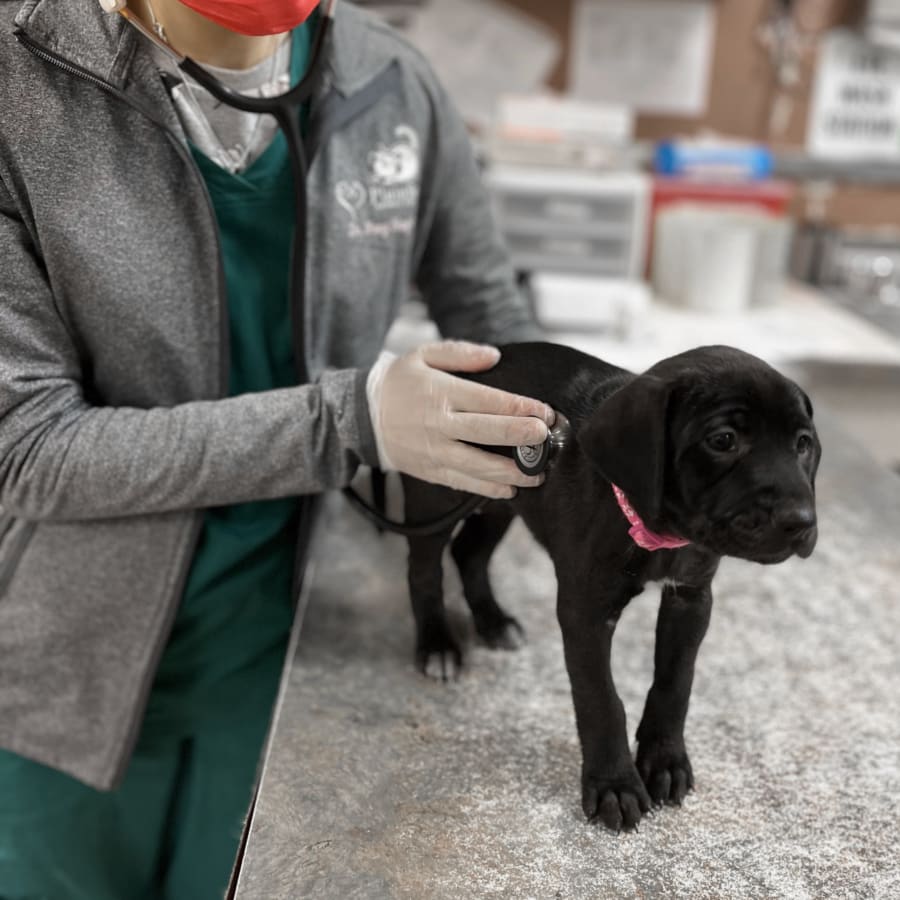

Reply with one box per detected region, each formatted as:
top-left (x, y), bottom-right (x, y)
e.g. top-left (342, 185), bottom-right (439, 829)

top-left (400, 342), bottom-right (820, 832)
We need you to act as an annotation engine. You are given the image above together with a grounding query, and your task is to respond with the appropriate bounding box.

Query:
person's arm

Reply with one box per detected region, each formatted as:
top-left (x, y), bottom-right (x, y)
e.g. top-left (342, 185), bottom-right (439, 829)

top-left (413, 73), bottom-right (541, 346)
top-left (359, 66), bottom-right (553, 499)
top-left (0, 178), bottom-right (377, 522)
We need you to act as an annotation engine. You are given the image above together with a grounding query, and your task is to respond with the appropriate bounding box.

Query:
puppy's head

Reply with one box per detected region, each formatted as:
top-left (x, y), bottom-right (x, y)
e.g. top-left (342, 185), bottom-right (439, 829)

top-left (577, 346), bottom-right (821, 564)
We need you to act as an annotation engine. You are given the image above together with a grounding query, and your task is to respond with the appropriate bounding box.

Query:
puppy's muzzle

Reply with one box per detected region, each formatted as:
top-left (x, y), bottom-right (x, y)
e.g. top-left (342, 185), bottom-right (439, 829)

top-left (726, 499), bottom-right (817, 562)
top-left (773, 502), bottom-right (818, 559)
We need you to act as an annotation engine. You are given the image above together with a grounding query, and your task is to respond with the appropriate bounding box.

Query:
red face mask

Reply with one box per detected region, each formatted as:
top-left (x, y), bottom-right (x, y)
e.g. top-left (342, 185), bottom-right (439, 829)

top-left (177, 0), bottom-right (320, 35)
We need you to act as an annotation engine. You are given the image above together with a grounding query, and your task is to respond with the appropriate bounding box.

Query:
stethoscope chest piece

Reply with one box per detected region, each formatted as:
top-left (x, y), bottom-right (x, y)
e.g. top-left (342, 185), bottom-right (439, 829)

top-left (514, 412), bottom-right (571, 476)
top-left (514, 439), bottom-right (550, 476)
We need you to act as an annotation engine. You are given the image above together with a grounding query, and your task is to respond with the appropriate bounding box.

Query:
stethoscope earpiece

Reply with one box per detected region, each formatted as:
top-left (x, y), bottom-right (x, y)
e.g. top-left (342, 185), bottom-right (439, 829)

top-left (98, 0), bottom-right (127, 12)
top-left (514, 412), bottom-right (571, 477)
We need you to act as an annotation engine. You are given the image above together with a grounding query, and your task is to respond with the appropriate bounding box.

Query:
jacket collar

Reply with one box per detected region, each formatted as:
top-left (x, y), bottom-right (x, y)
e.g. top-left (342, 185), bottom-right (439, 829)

top-left (14, 0), bottom-right (395, 98)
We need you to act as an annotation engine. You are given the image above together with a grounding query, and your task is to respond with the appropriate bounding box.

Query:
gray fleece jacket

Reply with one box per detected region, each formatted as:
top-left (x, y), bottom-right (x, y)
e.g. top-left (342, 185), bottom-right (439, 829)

top-left (0, 0), bottom-right (538, 790)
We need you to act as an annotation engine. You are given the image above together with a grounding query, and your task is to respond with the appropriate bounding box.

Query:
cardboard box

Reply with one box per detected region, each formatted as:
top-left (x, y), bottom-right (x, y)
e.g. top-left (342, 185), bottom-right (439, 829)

top-left (793, 182), bottom-right (900, 229)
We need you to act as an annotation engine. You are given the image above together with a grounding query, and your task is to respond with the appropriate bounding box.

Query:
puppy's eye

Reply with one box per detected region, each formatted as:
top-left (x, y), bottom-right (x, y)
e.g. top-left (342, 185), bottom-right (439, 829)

top-left (706, 430), bottom-right (737, 452)
top-left (797, 434), bottom-right (813, 455)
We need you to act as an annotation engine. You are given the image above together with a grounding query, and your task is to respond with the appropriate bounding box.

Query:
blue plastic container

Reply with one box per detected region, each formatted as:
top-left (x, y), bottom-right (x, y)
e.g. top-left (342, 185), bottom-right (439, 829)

top-left (655, 141), bottom-right (774, 180)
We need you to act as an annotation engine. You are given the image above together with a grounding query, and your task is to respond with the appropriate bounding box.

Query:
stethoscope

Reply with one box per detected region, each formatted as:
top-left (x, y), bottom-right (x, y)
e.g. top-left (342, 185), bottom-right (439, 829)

top-left (342, 412), bottom-right (571, 538)
top-left (102, 0), bottom-right (338, 383)
top-left (514, 413), bottom-right (571, 477)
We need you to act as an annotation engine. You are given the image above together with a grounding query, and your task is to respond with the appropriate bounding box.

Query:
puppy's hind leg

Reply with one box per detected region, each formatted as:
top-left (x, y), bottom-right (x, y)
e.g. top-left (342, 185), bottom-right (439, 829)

top-left (450, 503), bottom-right (524, 650)
top-left (635, 583), bottom-right (713, 807)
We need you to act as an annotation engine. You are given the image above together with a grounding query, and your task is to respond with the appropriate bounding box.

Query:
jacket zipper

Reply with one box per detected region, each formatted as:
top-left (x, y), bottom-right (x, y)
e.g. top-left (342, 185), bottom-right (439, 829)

top-left (16, 30), bottom-right (222, 787)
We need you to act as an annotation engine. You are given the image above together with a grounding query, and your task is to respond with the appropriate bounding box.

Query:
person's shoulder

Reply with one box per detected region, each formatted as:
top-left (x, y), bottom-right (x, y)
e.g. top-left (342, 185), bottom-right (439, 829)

top-left (0, 0), bottom-right (20, 33)
top-left (336, 3), bottom-right (444, 95)
top-left (0, 0), bottom-right (25, 34)
top-left (0, 1), bottom-right (115, 122)
top-left (0, 4), bottom-right (38, 108)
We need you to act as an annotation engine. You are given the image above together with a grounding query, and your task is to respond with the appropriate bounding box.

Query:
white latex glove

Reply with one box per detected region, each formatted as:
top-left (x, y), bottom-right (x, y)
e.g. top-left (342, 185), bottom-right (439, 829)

top-left (366, 341), bottom-right (556, 499)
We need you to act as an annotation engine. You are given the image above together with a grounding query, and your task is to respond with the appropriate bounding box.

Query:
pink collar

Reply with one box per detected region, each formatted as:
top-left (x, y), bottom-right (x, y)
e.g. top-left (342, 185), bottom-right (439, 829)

top-left (611, 484), bottom-right (691, 552)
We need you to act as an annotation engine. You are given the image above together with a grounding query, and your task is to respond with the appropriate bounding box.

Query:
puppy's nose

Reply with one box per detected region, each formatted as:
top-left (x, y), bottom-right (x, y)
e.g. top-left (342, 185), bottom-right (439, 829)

top-left (774, 504), bottom-right (817, 536)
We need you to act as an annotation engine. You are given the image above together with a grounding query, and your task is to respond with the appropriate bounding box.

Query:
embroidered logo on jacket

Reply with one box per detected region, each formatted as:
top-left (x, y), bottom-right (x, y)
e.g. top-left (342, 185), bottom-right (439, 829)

top-left (335, 125), bottom-right (419, 239)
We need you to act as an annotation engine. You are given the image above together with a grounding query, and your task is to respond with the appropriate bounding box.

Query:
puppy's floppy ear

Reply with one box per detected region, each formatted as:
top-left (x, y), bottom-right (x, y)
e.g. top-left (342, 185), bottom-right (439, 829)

top-left (800, 388), bottom-right (814, 419)
top-left (576, 375), bottom-right (670, 524)
top-left (796, 386), bottom-right (822, 482)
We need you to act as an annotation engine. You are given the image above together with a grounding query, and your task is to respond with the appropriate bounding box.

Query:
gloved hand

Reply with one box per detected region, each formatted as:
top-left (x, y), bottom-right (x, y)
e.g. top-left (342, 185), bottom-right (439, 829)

top-left (366, 341), bottom-right (556, 499)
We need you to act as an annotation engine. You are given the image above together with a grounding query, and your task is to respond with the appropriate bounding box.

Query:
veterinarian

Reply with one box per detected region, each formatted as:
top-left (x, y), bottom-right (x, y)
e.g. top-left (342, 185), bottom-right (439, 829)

top-left (0, 0), bottom-right (555, 896)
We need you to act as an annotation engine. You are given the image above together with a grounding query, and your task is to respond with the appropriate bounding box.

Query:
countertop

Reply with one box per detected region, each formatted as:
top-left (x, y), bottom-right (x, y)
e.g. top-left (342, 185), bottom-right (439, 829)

top-left (384, 280), bottom-right (900, 374)
top-left (535, 281), bottom-right (900, 374)
top-left (233, 412), bottom-right (900, 900)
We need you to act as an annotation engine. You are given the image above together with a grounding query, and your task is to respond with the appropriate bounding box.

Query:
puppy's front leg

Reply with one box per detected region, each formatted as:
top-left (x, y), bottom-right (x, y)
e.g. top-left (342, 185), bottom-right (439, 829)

top-left (407, 530), bottom-right (462, 681)
top-left (557, 581), bottom-right (651, 831)
top-left (636, 583), bottom-right (712, 807)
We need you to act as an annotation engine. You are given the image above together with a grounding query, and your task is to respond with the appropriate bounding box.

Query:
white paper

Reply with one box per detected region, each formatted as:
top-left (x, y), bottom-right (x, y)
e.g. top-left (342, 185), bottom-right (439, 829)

top-left (496, 93), bottom-right (633, 143)
top-left (569, 0), bottom-right (715, 116)
top-left (868, 0), bottom-right (900, 22)
top-left (808, 29), bottom-right (900, 161)
top-left (404, 0), bottom-right (560, 128)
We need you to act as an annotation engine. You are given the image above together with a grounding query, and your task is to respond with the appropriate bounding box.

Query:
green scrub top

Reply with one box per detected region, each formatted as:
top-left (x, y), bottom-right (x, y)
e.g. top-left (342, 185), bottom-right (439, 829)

top-left (142, 23), bottom-right (314, 740)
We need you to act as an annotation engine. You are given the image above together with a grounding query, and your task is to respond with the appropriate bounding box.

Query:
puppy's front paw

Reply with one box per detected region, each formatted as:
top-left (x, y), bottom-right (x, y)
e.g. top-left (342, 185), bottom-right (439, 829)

top-left (636, 737), bottom-right (694, 807)
top-left (415, 621), bottom-right (462, 682)
top-left (582, 766), bottom-right (652, 832)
